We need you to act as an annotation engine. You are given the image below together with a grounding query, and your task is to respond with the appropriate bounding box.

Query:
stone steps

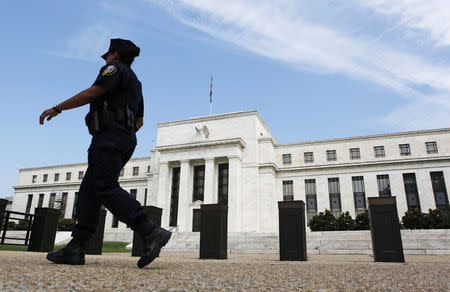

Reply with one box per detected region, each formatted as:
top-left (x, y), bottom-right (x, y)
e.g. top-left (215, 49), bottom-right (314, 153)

top-left (161, 230), bottom-right (450, 255)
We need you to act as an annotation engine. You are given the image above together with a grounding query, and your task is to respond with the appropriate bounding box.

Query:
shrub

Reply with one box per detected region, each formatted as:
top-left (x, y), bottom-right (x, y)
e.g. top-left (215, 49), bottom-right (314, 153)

top-left (426, 208), bottom-right (450, 229)
top-left (402, 208), bottom-right (429, 229)
top-left (335, 211), bottom-right (355, 230)
top-left (354, 210), bottom-right (370, 230)
top-left (309, 209), bottom-right (336, 231)
top-left (7, 221), bottom-right (16, 230)
top-left (57, 218), bottom-right (76, 231)
top-left (15, 219), bottom-right (30, 230)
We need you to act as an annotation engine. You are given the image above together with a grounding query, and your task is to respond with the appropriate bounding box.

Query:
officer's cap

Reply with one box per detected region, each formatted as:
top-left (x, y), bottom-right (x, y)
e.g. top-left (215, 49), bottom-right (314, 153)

top-left (101, 38), bottom-right (139, 60)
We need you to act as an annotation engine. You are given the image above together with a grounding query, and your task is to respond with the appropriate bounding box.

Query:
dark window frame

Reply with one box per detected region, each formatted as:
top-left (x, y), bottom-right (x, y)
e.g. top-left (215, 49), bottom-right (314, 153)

top-left (66, 172), bottom-right (71, 181)
top-left (43, 174), bottom-right (48, 183)
top-left (78, 171), bottom-right (84, 180)
top-left (282, 180), bottom-right (294, 201)
top-left (54, 173), bottom-right (59, 182)
top-left (403, 173), bottom-right (421, 211)
top-left (326, 150), bottom-right (337, 161)
top-left (133, 167), bottom-right (139, 176)
top-left (304, 152), bottom-right (314, 163)
top-left (349, 148), bottom-right (360, 160)
top-left (218, 164), bottom-right (229, 205)
top-left (282, 154), bottom-right (292, 165)
top-left (374, 146), bottom-right (385, 158)
top-left (377, 174), bottom-right (392, 197)
top-left (32, 175), bottom-right (37, 183)
top-left (192, 165), bottom-right (205, 202)
top-left (352, 176), bottom-right (366, 215)
top-left (426, 142), bottom-right (438, 154)
top-left (328, 177), bottom-right (342, 217)
top-left (399, 144), bottom-right (411, 156)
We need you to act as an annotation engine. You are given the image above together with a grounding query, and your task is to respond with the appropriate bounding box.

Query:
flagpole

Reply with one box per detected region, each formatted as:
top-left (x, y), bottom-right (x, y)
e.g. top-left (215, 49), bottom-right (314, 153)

top-left (209, 75), bottom-right (213, 116)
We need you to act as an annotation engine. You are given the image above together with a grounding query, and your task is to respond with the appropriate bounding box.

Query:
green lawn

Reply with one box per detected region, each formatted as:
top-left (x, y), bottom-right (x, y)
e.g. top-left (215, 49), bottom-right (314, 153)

top-left (0, 241), bottom-right (130, 253)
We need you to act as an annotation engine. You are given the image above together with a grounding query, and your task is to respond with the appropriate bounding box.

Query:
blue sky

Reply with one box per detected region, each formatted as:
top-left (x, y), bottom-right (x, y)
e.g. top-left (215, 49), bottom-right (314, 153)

top-left (1, 0), bottom-right (450, 198)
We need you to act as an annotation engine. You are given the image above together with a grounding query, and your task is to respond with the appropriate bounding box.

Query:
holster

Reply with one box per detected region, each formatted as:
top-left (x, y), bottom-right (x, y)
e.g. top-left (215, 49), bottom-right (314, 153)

top-left (85, 103), bottom-right (135, 135)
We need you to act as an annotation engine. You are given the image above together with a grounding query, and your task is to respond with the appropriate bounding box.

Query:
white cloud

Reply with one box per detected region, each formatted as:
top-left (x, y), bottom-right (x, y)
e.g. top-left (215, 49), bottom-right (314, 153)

top-left (47, 22), bottom-right (123, 62)
top-left (357, 0), bottom-right (450, 47)
top-left (149, 0), bottom-right (450, 129)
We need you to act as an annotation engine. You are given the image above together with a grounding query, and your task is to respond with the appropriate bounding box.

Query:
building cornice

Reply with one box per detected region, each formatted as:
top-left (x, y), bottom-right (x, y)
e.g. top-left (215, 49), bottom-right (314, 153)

top-left (155, 138), bottom-right (246, 152)
top-left (259, 156), bottom-right (450, 173)
top-left (14, 177), bottom-right (148, 190)
top-left (275, 128), bottom-right (450, 148)
top-left (18, 156), bottom-right (151, 172)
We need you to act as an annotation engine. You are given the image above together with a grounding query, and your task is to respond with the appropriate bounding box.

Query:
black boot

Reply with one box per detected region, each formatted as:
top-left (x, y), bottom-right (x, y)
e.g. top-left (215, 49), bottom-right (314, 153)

top-left (134, 217), bottom-right (171, 268)
top-left (46, 239), bottom-right (86, 265)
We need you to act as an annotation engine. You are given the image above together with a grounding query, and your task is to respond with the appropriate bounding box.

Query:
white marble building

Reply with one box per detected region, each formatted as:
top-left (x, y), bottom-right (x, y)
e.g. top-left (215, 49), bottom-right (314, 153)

top-left (12, 111), bottom-right (450, 234)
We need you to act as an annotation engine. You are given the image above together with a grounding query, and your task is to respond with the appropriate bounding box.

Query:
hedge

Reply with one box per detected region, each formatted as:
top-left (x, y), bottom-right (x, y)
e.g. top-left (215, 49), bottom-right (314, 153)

top-left (309, 208), bottom-right (450, 231)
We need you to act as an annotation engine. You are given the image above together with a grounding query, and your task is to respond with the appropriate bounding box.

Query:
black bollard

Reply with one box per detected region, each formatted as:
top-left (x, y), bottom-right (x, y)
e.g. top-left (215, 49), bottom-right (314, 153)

top-left (278, 200), bottom-right (307, 261)
top-left (85, 209), bottom-right (107, 255)
top-left (368, 197), bottom-right (405, 262)
top-left (199, 204), bottom-right (228, 259)
top-left (132, 206), bottom-right (162, 257)
top-left (28, 208), bottom-right (59, 252)
top-left (0, 199), bottom-right (7, 231)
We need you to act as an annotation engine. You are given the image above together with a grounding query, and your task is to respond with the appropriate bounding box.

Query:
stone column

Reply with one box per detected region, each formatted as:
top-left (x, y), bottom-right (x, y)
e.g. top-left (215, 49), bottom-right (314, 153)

top-left (204, 158), bottom-right (216, 204)
top-left (228, 155), bottom-right (242, 232)
top-left (177, 160), bottom-right (191, 232)
top-left (157, 161), bottom-right (170, 227)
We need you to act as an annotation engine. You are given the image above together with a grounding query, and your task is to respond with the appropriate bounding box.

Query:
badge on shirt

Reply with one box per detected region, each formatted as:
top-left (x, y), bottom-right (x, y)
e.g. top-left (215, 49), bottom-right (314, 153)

top-left (102, 65), bottom-right (117, 76)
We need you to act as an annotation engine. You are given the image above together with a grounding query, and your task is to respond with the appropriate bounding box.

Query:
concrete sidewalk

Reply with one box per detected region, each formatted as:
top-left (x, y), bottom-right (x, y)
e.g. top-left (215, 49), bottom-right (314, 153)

top-left (0, 251), bottom-right (448, 291)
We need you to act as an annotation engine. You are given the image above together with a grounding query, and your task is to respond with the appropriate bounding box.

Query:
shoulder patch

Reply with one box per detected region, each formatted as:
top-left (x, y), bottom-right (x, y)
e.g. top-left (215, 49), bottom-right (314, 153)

top-left (102, 65), bottom-right (117, 76)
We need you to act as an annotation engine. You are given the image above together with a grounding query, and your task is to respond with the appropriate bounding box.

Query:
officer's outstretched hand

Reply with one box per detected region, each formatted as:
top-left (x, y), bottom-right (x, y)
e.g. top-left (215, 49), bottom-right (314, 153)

top-left (39, 108), bottom-right (59, 125)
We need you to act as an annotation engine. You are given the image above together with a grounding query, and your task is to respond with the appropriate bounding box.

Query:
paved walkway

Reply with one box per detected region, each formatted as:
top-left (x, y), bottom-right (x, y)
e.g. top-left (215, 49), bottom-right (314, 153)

top-left (0, 251), bottom-right (449, 291)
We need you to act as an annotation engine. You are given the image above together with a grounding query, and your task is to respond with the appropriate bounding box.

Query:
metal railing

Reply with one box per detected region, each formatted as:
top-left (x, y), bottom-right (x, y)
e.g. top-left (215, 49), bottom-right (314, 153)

top-left (1, 210), bottom-right (35, 246)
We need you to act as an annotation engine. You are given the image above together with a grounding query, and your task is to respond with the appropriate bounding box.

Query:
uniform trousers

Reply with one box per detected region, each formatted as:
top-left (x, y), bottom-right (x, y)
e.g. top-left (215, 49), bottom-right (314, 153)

top-left (71, 126), bottom-right (146, 241)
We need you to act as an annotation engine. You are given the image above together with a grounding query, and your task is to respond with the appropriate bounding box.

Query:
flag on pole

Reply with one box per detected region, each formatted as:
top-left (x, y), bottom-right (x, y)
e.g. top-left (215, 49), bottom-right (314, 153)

top-left (210, 75), bottom-right (213, 103)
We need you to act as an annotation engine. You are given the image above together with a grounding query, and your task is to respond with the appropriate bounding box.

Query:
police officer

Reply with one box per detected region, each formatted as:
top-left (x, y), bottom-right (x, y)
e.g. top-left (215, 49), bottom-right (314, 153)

top-left (40, 38), bottom-right (171, 268)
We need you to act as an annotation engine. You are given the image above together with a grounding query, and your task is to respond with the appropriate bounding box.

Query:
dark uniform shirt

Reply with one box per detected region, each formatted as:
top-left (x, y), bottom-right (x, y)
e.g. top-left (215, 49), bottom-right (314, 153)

top-left (91, 62), bottom-right (144, 118)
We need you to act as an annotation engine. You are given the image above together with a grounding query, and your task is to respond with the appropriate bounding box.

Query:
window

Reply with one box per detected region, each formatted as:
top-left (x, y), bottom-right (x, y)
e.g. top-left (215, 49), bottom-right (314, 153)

top-left (32, 175), bottom-right (37, 183)
top-left (112, 216), bottom-right (119, 228)
top-left (66, 172), bottom-right (71, 181)
top-left (352, 176), bottom-right (366, 215)
top-left (72, 192), bottom-right (78, 219)
top-left (218, 164), bottom-right (229, 205)
top-left (60, 193), bottom-right (68, 218)
top-left (282, 180), bottom-right (294, 201)
top-left (192, 165), bottom-right (205, 202)
top-left (130, 189), bottom-right (137, 200)
top-left (25, 194), bottom-right (33, 214)
top-left (38, 194), bottom-right (44, 208)
top-left (282, 154), bottom-right (292, 165)
top-left (328, 178), bottom-right (342, 217)
top-left (169, 168), bottom-right (180, 227)
top-left (192, 209), bottom-right (201, 232)
top-left (377, 175), bottom-right (391, 197)
top-left (144, 188), bottom-right (147, 206)
top-left (305, 179), bottom-right (317, 224)
top-left (399, 144), bottom-right (411, 156)
top-left (304, 152), bottom-right (314, 163)
top-left (49, 193), bottom-right (56, 208)
top-left (54, 173), bottom-right (59, 182)
top-left (43, 174), bottom-right (48, 183)
top-left (326, 150), bottom-right (336, 161)
top-left (349, 148), bottom-right (360, 160)
top-left (374, 146), bottom-right (385, 158)
top-left (119, 168), bottom-right (124, 177)
top-left (133, 167), bottom-right (139, 176)
top-left (403, 173), bottom-right (420, 211)
top-left (426, 142), bottom-right (438, 154)
top-left (78, 171), bottom-right (84, 180)
top-left (430, 171), bottom-right (449, 209)
top-left (147, 165), bottom-right (151, 173)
